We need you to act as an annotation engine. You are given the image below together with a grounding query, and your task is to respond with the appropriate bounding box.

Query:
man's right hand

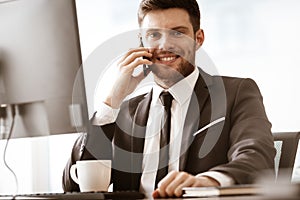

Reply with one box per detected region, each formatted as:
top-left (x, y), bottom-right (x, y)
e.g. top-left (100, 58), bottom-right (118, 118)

top-left (103, 47), bottom-right (153, 109)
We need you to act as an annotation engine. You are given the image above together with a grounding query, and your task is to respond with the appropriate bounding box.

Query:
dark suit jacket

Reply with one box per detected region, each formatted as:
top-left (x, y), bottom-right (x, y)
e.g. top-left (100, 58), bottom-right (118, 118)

top-left (62, 68), bottom-right (276, 192)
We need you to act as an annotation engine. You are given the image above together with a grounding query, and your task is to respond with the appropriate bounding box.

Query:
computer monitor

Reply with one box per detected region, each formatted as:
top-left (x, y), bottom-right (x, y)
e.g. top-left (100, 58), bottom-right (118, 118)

top-left (0, 0), bottom-right (88, 139)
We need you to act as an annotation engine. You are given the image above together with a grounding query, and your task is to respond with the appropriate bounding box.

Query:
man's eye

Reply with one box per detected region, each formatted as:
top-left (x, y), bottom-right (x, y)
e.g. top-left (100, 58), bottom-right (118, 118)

top-left (171, 30), bottom-right (183, 37)
top-left (149, 32), bottom-right (161, 39)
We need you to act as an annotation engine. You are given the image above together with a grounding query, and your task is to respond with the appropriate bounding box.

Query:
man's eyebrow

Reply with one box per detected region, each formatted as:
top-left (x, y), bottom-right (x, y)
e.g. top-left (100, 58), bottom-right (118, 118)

top-left (145, 26), bottom-right (189, 32)
top-left (171, 26), bottom-right (189, 31)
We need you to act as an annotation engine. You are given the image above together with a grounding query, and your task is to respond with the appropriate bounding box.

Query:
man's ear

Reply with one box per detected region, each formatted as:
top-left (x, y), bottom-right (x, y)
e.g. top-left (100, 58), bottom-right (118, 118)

top-left (195, 29), bottom-right (205, 50)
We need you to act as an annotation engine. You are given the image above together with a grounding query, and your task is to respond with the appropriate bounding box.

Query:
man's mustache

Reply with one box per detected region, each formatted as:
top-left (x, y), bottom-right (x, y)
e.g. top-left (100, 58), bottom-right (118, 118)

top-left (150, 49), bottom-right (184, 59)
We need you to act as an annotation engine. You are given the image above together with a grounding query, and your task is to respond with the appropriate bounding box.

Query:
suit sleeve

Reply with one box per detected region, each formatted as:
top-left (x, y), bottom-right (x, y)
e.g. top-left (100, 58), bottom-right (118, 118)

top-left (210, 78), bottom-right (276, 184)
top-left (62, 121), bottom-right (115, 192)
top-left (62, 133), bottom-right (88, 192)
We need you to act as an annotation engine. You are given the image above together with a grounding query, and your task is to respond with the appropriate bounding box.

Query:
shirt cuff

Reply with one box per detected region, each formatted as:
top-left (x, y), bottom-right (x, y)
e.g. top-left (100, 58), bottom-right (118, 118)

top-left (196, 171), bottom-right (235, 187)
top-left (93, 102), bottom-right (120, 126)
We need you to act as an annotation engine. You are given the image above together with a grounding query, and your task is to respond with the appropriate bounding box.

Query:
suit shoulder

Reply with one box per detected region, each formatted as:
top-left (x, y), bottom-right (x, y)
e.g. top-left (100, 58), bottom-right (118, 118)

top-left (209, 75), bottom-right (263, 102)
top-left (216, 75), bottom-right (247, 83)
top-left (213, 75), bottom-right (259, 89)
top-left (199, 68), bottom-right (258, 88)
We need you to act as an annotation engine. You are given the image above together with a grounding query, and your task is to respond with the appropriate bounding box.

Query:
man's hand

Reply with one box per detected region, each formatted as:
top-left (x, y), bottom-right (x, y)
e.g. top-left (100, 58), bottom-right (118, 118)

top-left (152, 171), bottom-right (220, 198)
top-left (104, 47), bottom-right (153, 108)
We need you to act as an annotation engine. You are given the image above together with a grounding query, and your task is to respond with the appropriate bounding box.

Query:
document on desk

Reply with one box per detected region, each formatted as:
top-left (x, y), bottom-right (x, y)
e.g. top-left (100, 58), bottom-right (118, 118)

top-left (182, 184), bottom-right (262, 197)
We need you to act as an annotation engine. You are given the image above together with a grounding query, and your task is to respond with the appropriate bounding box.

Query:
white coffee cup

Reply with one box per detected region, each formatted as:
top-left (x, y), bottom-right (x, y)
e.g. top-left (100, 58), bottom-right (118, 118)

top-left (70, 160), bottom-right (111, 192)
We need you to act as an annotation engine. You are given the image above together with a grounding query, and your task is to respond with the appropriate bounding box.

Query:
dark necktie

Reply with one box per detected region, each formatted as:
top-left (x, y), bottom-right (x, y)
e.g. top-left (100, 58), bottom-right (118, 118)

top-left (155, 91), bottom-right (173, 188)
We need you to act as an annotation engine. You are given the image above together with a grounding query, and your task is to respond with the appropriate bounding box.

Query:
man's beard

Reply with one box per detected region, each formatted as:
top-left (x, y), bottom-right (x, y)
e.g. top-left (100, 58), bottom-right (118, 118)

top-left (151, 58), bottom-right (195, 89)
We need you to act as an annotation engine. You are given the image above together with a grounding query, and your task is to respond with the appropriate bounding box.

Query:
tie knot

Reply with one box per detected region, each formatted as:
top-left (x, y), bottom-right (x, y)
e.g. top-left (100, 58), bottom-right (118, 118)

top-left (159, 91), bottom-right (173, 108)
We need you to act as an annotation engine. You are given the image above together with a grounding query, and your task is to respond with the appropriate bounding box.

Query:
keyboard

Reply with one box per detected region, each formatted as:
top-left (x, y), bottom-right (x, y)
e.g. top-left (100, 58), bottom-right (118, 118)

top-left (0, 190), bottom-right (145, 200)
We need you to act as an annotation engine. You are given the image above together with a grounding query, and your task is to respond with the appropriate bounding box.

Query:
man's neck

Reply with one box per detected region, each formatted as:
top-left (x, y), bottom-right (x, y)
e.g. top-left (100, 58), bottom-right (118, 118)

top-left (154, 66), bottom-right (195, 89)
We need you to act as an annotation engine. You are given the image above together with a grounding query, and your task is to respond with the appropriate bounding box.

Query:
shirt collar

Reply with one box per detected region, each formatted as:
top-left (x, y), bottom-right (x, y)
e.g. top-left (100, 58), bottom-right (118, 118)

top-left (152, 67), bottom-right (199, 106)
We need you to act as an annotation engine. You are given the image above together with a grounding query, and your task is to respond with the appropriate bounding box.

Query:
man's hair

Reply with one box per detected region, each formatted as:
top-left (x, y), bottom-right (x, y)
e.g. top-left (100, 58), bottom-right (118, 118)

top-left (138, 0), bottom-right (201, 33)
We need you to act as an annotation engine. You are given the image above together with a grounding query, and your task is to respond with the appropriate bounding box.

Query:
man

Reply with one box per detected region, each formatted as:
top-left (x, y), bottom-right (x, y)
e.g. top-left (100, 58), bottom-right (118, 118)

top-left (63, 0), bottom-right (276, 198)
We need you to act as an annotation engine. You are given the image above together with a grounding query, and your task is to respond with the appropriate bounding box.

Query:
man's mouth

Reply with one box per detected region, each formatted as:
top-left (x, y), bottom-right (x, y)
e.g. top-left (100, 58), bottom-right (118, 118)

top-left (156, 55), bottom-right (180, 63)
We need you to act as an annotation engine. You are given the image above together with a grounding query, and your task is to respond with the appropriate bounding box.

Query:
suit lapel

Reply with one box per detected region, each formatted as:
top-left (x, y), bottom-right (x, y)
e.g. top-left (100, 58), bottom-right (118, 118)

top-left (179, 68), bottom-right (213, 170)
top-left (130, 91), bottom-right (152, 151)
top-left (125, 91), bottom-right (152, 190)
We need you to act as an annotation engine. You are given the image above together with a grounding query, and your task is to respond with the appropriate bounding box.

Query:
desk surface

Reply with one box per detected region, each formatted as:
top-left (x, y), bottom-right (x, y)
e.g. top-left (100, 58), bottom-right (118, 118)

top-left (1, 193), bottom-right (299, 200)
top-left (160, 195), bottom-right (300, 200)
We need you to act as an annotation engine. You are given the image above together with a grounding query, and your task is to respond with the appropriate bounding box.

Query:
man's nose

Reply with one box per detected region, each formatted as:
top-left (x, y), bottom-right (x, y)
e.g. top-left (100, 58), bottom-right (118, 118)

top-left (157, 35), bottom-right (175, 51)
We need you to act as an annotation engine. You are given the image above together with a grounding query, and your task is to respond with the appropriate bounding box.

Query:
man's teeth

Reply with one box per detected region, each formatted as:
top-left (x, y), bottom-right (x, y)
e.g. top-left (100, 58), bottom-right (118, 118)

top-left (160, 56), bottom-right (176, 61)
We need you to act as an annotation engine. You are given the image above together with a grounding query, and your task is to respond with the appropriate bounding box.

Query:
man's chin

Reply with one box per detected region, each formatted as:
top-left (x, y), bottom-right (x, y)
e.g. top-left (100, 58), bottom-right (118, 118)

top-left (153, 62), bottom-right (187, 75)
top-left (151, 63), bottom-right (178, 74)
top-left (151, 64), bottom-right (185, 87)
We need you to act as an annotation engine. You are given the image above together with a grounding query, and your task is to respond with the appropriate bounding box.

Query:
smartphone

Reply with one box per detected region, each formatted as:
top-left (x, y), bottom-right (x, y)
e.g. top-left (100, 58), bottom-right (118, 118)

top-left (143, 58), bottom-right (151, 77)
top-left (139, 37), bottom-right (151, 76)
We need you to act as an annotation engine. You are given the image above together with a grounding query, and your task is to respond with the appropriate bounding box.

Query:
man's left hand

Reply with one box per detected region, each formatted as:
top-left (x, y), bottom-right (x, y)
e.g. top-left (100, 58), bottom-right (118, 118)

top-left (152, 171), bottom-right (220, 198)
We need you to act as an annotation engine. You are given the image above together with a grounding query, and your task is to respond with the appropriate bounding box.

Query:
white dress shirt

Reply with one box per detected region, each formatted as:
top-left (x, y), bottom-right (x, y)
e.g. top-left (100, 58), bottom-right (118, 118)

top-left (94, 68), bottom-right (234, 196)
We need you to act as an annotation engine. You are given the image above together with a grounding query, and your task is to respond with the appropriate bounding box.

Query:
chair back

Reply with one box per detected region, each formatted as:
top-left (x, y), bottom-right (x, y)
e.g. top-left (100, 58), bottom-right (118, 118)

top-left (273, 132), bottom-right (300, 181)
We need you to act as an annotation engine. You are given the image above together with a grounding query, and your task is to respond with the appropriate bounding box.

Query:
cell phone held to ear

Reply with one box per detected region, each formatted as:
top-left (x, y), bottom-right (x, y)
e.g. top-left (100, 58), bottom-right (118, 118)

top-left (143, 57), bottom-right (151, 77)
top-left (139, 37), bottom-right (151, 77)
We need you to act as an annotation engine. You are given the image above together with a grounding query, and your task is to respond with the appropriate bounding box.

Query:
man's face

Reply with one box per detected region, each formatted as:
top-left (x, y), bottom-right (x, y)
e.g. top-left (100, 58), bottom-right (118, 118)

top-left (141, 8), bottom-right (204, 88)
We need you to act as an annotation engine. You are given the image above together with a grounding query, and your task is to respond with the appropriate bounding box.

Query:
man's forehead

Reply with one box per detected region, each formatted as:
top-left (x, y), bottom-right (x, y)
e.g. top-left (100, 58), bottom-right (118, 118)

top-left (141, 8), bottom-right (192, 30)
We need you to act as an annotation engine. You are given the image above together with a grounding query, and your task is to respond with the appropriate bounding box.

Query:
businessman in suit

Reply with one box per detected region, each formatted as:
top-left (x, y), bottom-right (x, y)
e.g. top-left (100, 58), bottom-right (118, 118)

top-left (63, 0), bottom-right (276, 198)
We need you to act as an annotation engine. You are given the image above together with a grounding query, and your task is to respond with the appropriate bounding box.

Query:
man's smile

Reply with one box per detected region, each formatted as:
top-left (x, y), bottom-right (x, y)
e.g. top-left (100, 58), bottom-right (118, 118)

top-left (154, 53), bottom-right (180, 65)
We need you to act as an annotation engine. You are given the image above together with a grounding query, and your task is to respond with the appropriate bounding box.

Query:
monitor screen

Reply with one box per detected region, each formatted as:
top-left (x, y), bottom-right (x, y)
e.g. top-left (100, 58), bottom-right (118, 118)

top-left (0, 0), bottom-right (88, 138)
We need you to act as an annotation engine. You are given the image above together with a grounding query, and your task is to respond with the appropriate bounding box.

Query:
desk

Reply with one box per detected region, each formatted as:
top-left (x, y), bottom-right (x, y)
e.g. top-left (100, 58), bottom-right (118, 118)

top-left (1, 182), bottom-right (299, 200)
top-left (160, 195), bottom-right (300, 200)
top-left (1, 193), bottom-right (299, 200)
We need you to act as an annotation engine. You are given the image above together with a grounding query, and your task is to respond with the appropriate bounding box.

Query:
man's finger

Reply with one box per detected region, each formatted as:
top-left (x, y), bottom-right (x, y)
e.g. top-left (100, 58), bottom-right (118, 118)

top-left (119, 47), bottom-right (150, 63)
top-left (155, 171), bottom-right (178, 198)
top-left (173, 176), bottom-right (195, 197)
top-left (121, 51), bottom-right (152, 66)
top-left (152, 189), bottom-right (160, 198)
top-left (164, 172), bottom-right (193, 197)
top-left (157, 171), bottom-right (177, 188)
